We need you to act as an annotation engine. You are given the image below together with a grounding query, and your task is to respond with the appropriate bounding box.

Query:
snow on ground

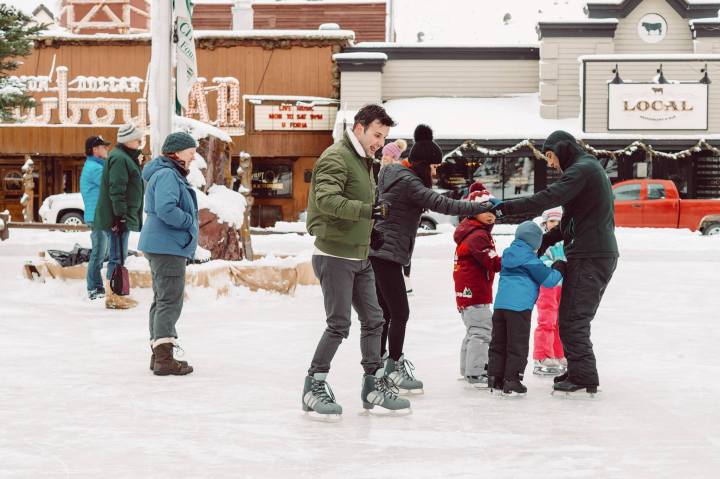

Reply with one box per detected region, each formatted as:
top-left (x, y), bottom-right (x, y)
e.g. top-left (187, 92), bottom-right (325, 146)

top-left (1, 227), bottom-right (720, 477)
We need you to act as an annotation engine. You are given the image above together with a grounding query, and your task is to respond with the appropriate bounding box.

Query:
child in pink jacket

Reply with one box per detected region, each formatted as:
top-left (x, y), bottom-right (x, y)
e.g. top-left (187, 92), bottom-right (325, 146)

top-left (533, 207), bottom-right (567, 376)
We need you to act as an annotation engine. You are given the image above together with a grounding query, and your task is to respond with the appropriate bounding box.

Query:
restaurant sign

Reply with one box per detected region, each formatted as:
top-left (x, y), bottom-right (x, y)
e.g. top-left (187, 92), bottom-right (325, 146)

top-left (608, 83), bottom-right (708, 131)
top-left (253, 103), bottom-right (337, 131)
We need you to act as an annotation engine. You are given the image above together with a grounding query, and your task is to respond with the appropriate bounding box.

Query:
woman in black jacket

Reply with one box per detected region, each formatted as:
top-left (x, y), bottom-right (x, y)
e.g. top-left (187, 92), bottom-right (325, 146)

top-left (370, 124), bottom-right (495, 393)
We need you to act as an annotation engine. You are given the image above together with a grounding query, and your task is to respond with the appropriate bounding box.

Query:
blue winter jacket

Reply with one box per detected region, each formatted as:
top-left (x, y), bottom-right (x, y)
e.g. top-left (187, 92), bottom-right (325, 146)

top-left (494, 238), bottom-right (563, 312)
top-left (79, 156), bottom-right (105, 223)
top-left (138, 156), bottom-right (199, 260)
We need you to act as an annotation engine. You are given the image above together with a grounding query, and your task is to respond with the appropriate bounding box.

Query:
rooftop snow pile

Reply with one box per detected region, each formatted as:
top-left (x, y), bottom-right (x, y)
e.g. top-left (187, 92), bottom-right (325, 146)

top-left (174, 115), bottom-right (233, 143)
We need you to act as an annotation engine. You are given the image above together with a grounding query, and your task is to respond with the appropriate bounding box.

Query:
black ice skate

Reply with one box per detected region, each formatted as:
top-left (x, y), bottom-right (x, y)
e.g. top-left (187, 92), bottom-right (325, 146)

top-left (552, 380), bottom-right (599, 398)
top-left (487, 376), bottom-right (504, 395)
top-left (501, 379), bottom-right (527, 397)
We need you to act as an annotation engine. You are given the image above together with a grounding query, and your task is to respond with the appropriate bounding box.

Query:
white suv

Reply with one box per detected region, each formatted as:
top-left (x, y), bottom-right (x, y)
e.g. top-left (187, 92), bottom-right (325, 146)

top-left (39, 193), bottom-right (86, 225)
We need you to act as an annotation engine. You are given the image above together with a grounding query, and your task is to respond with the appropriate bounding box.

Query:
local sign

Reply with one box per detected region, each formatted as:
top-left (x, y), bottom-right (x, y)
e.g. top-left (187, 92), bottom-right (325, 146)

top-left (254, 103), bottom-right (337, 131)
top-left (608, 83), bottom-right (708, 131)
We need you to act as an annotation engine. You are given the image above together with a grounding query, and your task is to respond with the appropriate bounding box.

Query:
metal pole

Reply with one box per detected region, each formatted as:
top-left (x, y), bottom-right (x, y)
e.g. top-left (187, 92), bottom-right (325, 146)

top-left (150, 0), bottom-right (174, 159)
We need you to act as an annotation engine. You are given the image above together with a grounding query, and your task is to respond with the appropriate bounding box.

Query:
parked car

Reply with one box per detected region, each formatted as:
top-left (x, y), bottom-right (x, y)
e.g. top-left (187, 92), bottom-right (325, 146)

top-left (39, 193), bottom-right (86, 225)
top-left (613, 179), bottom-right (720, 235)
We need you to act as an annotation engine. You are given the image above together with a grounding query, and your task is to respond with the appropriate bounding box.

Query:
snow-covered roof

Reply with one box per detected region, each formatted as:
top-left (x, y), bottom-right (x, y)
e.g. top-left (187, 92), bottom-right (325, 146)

top-left (333, 52), bottom-right (388, 61)
top-left (253, 0), bottom-right (385, 3)
top-left (580, 53), bottom-right (720, 61)
top-left (336, 95), bottom-right (720, 143)
top-left (392, 0), bottom-right (588, 46)
top-left (38, 29), bottom-right (355, 42)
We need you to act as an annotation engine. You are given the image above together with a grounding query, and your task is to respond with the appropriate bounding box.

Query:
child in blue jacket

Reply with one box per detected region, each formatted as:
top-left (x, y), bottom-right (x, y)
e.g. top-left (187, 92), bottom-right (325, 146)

top-left (487, 221), bottom-right (565, 396)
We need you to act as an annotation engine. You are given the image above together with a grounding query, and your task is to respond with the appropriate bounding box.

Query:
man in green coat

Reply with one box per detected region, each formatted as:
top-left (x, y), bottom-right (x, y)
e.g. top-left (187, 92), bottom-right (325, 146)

top-left (301, 104), bottom-right (411, 419)
top-left (94, 123), bottom-right (145, 309)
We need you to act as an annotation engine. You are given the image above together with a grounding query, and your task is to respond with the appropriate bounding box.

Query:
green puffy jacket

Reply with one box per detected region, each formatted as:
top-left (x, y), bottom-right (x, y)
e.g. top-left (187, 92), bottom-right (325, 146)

top-left (306, 132), bottom-right (375, 259)
top-left (93, 145), bottom-right (144, 232)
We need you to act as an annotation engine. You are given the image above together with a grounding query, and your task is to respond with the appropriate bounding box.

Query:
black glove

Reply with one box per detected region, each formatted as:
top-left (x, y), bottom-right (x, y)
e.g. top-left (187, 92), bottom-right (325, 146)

top-left (551, 260), bottom-right (567, 277)
top-left (372, 202), bottom-right (390, 220)
top-left (370, 228), bottom-right (384, 250)
top-left (111, 216), bottom-right (127, 234)
top-left (537, 228), bottom-right (562, 258)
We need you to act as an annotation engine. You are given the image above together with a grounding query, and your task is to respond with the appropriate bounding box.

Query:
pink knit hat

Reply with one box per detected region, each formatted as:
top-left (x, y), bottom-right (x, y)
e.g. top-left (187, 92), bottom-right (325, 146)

top-left (382, 142), bottom-right (402, 161)
top-left (542, 207), bottom-right (563, 223)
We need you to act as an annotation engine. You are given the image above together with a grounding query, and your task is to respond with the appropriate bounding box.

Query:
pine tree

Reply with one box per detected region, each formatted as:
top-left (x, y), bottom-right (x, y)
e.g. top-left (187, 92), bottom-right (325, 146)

top-left (0, 4), bottom-right (46, 122)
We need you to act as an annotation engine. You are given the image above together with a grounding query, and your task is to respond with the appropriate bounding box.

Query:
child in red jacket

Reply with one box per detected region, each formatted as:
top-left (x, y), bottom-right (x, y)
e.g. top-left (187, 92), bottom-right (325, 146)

top-left (453, 186), bottom-right (502, 388)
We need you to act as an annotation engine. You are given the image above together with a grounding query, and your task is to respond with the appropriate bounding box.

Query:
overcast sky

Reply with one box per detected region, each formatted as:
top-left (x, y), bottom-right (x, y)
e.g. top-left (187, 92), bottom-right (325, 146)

top-left (1, 1), bottom-right (58, 16)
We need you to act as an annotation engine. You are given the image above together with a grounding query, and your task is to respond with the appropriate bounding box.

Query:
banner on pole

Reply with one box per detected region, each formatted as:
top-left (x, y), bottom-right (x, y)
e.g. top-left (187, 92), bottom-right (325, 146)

top-left (174, 0), bottom-right (197, 113)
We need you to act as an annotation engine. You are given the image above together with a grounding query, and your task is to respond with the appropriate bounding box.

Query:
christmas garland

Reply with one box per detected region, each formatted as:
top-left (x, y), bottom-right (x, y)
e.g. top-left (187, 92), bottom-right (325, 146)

top-left (445, 138), bottom-right (720, 162)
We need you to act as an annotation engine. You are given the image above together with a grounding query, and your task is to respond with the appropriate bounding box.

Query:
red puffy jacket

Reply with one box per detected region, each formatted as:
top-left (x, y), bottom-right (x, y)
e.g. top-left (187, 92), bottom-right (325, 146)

top-left (453, 218), bottom-right (501, 310)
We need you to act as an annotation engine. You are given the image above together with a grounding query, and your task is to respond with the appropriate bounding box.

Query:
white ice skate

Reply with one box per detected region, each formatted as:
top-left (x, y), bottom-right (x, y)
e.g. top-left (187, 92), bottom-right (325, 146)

top-left (533, 358), bottom-right (565, 376)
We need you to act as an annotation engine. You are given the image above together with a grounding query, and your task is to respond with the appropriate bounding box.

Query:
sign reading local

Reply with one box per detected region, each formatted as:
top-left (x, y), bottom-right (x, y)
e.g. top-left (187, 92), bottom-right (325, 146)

top-left (608, 83), bottom-right (708, 131)
top-left (254, 103), bottom-right (337, 131)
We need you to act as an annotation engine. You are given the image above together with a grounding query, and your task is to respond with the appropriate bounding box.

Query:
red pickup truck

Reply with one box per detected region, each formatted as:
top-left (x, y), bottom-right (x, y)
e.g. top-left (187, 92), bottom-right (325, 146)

top-left (613, 179), bottom-right (720, 235)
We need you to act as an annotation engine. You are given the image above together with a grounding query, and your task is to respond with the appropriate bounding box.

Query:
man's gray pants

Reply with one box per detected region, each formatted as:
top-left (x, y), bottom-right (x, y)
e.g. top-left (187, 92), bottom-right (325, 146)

top-left (146, 252), bottom-right (186, 341)
top-left (309, 255), bottom-right (384, 376)
top-left (460, 304), bottom-right (493, 377)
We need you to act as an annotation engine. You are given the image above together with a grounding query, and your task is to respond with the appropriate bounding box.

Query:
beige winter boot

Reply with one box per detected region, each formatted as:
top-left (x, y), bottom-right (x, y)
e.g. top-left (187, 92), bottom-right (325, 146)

top-left (104, 282), bottom-right (138, 309)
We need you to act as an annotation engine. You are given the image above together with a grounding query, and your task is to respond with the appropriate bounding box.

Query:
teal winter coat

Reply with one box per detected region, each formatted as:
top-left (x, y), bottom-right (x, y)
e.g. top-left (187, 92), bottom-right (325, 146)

top-left (79, 156), bottom-right (105, 223)
top-left (138, 156), bottom-right (199, 260)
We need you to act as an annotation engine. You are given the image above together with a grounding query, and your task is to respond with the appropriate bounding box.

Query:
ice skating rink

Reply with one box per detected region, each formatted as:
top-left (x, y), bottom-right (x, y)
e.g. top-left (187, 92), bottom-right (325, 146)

top-left (1, 227), bottom-right (719, 478)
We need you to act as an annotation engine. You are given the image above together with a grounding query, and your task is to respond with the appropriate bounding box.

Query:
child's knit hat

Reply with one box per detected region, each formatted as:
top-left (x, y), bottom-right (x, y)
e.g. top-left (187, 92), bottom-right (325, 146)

top-left (542, 207), bottom-right (563, 223)
top-left (467, 182), bottom-right (496, 204)
top-left (515, 221), bottom-right (543, 250)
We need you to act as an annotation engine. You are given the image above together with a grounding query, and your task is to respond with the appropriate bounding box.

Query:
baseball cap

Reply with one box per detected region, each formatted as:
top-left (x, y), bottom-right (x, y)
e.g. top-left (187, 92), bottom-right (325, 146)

top-left (85, 135), bottom-right (111, 155)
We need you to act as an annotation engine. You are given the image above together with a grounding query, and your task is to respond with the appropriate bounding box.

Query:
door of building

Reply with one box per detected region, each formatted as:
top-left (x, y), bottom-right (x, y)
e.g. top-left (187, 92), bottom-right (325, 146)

top-left (0, 165), bottom-right (24, 221)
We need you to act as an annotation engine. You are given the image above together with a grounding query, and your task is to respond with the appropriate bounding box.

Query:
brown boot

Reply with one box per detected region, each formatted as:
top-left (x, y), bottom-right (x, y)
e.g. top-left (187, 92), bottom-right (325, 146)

top-left (150, 344), bottom-right (188, 371)
top-left (152, 343), bottom-right (193, 376)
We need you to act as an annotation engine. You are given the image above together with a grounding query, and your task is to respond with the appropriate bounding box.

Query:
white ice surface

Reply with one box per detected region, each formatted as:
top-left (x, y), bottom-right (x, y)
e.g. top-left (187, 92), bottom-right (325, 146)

top-left (1, 227), bottom-right (720, 477)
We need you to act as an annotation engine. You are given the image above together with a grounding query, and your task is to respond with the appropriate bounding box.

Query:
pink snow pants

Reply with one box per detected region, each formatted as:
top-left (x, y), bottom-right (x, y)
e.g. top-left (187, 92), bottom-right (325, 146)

top-left (533, 285), bottom-right (565, 360)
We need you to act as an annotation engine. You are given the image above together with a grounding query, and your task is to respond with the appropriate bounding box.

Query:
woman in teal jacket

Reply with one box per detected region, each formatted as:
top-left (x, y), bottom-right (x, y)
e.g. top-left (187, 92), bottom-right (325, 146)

top-left (138, 132), bottom-right (198, 377)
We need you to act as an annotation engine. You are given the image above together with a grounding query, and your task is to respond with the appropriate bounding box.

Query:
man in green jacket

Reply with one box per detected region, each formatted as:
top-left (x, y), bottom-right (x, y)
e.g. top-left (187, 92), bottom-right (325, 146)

top-left (492, 130), bottom-right (619, 396)
top-left (302, 104), bottom-right (411, 419)
top-left (94, 123), bottom-right (145, 310)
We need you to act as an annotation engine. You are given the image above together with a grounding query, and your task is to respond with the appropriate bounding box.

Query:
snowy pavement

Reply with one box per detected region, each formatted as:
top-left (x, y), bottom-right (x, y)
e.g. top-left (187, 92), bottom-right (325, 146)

top-left (1, 227), bottom-right (719, 478)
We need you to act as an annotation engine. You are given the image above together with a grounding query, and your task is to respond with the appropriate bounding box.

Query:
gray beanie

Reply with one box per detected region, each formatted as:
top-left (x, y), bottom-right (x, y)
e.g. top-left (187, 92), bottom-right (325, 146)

top-left (162, 132), bottom-right (198, 154)
top-left (117, 123), bottom-right (144, 144)
top-left (515, 220), bottom-right (543, 250)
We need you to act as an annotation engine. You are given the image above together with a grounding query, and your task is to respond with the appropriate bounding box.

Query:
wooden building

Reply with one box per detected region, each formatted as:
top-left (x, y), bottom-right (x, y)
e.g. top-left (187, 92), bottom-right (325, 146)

top-left (0, 30), bottom-right (352, 224)
top-left (192, 0), bottom-right (387, 42)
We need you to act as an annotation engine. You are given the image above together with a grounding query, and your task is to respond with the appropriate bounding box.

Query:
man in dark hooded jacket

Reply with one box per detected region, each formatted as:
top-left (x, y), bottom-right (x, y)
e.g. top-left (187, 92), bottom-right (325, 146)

top-left (492, 130), bottom-right (618, 394)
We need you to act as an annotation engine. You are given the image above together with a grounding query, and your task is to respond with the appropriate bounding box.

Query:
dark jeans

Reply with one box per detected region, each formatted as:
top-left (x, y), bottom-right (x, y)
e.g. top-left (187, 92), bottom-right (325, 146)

top-left (308, 255), bottom-right (384, 376)
top-left (86, 223), bottom-right (108, 292)
top-left (370, 256), bottom-right (410, 361)
top-left (559, 257), bottom-right (617, 386)
top-left (487, 309), bottom-right (532, 381)
top-left (106, 230), bottom-right (130, 280)
top-left (146, 252), bottom-right (187, 340)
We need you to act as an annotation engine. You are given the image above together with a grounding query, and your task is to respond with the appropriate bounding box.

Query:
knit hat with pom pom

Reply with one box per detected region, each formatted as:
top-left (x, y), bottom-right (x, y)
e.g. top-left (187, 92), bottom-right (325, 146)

top-left (409, 124), bottom-right (443, 165)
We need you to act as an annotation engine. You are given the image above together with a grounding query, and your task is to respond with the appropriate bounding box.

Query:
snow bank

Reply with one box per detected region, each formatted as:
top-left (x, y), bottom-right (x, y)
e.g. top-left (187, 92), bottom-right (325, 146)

top-left (195, 185), bottom-right (247, 229)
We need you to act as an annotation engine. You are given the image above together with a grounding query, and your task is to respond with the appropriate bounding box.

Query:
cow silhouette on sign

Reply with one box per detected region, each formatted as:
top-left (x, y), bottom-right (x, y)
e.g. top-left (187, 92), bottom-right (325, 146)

top-left (642, 22), bottom-right (663, 35)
